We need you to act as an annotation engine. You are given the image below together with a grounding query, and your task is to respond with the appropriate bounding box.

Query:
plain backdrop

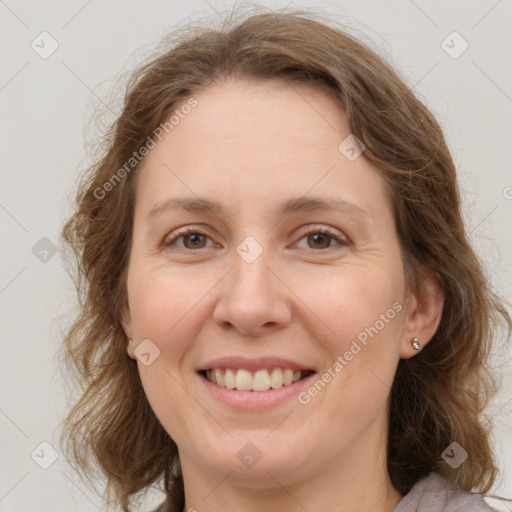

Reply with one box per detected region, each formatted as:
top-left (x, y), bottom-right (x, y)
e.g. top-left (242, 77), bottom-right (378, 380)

top-left (0, 0), bottom-right (511, 511)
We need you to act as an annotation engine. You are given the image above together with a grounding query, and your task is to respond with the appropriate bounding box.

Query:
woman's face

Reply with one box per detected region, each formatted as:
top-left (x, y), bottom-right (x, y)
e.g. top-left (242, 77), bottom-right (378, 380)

top-left (121, 79), bottom-right (432, 490)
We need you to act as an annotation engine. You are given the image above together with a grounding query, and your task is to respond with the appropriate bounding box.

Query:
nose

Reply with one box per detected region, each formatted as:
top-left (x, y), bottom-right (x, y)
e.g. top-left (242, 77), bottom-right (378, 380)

top-left (212, 247), bottom-right (292, 336)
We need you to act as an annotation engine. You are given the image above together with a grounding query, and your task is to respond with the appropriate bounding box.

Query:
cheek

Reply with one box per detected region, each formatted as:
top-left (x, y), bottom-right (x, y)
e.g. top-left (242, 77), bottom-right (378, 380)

top-left (294, 263), bottom-right (404, 399)
top-left (127, 264), bottom-right (204, 341)
top-left (294, 263), bottom-right (403, 346)
top-left (126, 268), bottom-right (208, 436)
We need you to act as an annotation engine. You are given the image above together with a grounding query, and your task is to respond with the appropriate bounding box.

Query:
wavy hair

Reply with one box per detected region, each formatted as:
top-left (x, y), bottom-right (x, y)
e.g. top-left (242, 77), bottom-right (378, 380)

top-left (58, 7), bottom-right (511, 512)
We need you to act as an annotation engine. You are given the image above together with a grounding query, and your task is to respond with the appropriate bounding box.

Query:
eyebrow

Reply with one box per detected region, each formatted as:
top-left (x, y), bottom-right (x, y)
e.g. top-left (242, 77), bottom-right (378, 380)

top-left (146, 195), bottom-right (369, 223)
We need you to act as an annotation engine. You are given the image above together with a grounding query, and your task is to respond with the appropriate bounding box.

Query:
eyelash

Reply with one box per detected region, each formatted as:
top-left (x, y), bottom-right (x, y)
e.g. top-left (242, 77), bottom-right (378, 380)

top-left (162, 225), bottom-right (349, 252)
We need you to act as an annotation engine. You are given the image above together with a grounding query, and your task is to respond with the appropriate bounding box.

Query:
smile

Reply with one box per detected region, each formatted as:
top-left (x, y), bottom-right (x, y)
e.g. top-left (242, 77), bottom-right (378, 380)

top-left (197, 367), bottom-right (317, 410)
top-left (201, 368), bottom-right (315, 392)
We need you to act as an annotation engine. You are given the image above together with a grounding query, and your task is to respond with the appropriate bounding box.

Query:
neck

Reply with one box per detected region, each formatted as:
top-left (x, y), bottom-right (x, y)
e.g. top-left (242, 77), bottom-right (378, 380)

top-left (178, 438), bottom-right (404, 512)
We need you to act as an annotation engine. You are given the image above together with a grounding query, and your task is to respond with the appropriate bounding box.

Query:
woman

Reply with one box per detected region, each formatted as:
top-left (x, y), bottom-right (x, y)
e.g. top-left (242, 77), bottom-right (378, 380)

top-left (58, 8), bottom-right (511, 512)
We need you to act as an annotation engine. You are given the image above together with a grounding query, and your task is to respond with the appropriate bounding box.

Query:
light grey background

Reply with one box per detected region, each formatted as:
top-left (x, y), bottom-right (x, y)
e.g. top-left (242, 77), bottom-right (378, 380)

top-left (1, 0), bottom-right (511, 510)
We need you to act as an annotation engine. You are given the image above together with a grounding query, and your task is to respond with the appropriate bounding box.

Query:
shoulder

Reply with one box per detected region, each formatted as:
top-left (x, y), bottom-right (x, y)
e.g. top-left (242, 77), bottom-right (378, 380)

top-left (149, 473), bottom-right (499, 512)
top-left (393, 472), bottom-right (498, 512)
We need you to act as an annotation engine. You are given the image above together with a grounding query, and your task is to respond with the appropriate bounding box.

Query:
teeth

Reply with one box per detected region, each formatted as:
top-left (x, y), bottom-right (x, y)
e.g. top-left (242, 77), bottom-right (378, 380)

top-left (225, 368), bottom-right (236, 389)
top-left (253, 369), bottom-right (271, 391)
top-left (236, 369), bottom-right (253, 391)
top-left (283, 369), bottom-right (294, 386)
top-left (214, 368), bottom-right (224, 387)
top-left (204, 368), bottom-right (309, 391)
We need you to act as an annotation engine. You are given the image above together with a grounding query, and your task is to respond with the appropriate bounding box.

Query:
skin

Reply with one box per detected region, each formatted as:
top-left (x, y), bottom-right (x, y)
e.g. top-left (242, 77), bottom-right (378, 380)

top-left (121, 79), bottom-right (444, 512)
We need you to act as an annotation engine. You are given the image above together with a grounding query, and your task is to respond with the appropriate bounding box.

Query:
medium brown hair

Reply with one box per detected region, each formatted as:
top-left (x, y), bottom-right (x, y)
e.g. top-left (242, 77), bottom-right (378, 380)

top-left (58, 7), bottom-right (511, 511)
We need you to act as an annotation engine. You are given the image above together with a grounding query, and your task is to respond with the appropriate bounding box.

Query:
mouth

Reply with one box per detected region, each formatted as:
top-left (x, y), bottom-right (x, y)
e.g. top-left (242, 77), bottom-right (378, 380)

top-left (197, 368), bottom-right (316, 392)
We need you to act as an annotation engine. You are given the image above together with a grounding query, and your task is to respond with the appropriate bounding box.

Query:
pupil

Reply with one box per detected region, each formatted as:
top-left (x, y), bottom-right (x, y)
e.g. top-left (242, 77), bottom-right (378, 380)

top-left (186, 233), bottom-right (204, 248)
top-left (310, 233), bottom-right (329, 248)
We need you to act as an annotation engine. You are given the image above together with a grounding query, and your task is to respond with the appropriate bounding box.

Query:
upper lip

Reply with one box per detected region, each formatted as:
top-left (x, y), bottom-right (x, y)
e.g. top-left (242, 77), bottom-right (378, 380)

top-left (197, 356), bottom-right (316, 373)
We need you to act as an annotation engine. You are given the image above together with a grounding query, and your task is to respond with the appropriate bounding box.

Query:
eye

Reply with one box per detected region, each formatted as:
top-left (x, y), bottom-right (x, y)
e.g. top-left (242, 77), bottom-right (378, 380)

top-left (162, 227), bottom-right (216, 250)
top-left (294, 226), bottom-right (349, 250)
top-left (162, 225), bottom-right (349, 252)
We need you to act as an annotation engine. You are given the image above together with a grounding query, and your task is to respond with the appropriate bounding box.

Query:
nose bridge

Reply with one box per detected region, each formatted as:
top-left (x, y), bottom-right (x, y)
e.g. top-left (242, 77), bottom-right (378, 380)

top-left (229, 235), bottom-right (276, 305)
top-left (212, 235), bottom-right (291, 333)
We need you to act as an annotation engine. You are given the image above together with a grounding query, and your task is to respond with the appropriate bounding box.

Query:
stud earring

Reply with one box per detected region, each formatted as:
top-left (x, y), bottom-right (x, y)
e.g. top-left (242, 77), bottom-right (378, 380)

top-left (128, 339), bottom-right (133, 345)
top-left (411, 337), bottom-right (421, 350)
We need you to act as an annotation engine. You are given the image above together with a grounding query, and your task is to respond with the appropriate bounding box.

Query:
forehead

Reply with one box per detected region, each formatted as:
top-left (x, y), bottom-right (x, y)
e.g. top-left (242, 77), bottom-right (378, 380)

top-left (141, 78), bottom-right (351, 170)
top-left (133, 78), bottom-right (392, 222)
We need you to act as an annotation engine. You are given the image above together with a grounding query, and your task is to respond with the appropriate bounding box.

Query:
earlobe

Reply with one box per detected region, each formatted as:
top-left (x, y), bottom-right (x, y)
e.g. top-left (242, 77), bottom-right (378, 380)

top-left (126, 338), bottom-right (136, 359)
top-left (400, 268), bottom-right (445, 359)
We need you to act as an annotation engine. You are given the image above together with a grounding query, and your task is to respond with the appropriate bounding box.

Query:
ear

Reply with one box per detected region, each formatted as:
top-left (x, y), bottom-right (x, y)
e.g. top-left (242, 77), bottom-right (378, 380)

top-left (400, 267), bottom-right (445, 359)
top-left (120, 303), bottom-right (136, 360)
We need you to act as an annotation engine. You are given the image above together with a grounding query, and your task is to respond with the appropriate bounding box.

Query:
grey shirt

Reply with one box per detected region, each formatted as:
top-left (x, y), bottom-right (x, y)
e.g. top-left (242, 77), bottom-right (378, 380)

top-left (152, 472), bottom-right (498, 512)
top-left (392, 472), bottom-right (497, 511)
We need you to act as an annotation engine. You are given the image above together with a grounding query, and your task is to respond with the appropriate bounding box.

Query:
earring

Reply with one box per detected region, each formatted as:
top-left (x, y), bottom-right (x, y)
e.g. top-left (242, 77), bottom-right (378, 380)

top-left (411, 337), bottom-right (421, 350)
top-left (128, 339), bottom-right (133, 345)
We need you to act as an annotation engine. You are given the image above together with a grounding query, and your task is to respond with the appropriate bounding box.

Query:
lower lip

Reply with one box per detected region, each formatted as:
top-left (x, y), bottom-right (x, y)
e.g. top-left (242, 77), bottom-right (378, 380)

top-left (197, 372), bottom-right (316, 410)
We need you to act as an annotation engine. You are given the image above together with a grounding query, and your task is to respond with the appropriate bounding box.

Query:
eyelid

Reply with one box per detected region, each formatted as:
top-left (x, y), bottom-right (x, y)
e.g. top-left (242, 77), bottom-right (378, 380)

top-left (162, 225), bottom-right (217, 248)
top-left (291, 224), bottom-right (350, 250)
top-left (161, 224), bottom-right (350, 250)
top-left (293, 224), bottom-right (348, 243)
